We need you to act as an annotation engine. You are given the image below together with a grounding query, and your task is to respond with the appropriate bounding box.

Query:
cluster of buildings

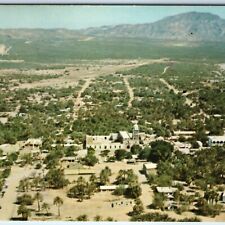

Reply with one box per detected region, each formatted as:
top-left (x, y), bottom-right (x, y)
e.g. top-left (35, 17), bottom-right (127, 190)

top-left (85, 123), bottom-right (145, 151)
top-left (1, 122), bottom-right (225, 167)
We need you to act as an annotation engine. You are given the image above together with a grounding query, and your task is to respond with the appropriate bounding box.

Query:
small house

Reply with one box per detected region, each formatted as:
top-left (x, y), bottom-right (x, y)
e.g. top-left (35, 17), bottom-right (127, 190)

top-left (143, 162), bottom-right (157, 175)
top-left (156, 187), bottom-right (177, 194)
top-left (156, 186), bottom-right (178, 199)
top-left (100, 185), bottom-right (129, 192)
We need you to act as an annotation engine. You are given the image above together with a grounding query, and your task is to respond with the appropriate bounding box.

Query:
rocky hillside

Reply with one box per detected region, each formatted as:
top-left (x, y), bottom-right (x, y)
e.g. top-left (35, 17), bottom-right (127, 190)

top-left (81, 12), bottom-right (225, 41)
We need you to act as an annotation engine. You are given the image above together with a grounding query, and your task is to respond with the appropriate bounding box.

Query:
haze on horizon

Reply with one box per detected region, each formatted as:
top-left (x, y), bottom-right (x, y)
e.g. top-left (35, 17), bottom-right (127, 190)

top-left (0, 5), bottom-right (225, 30)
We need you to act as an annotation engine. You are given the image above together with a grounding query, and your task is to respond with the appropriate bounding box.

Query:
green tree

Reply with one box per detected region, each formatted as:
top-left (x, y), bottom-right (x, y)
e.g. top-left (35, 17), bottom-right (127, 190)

top-left (94, 215), bottom-right (103, 221)
top-left (116, 170), bottom-right (127, 185)
top-left (53, 196), bottom-right (63, 217)
top-left (130, 145), bottom-right (142, 155)
top-left (131, 198), bottom-right (144, 216)
top-left (32, 176), bottom-right (42, 191)
top-left (100, 167), bottom-right (112, 185)
top-left (115, 149), bottom-right (127, 161)
top-left (113, 185), bottom-right (126, 196)
top-left (45, 168), bottom-right (68, 189)
top-left (42, 202), bottom-right (50, 215)
top-left (130, 212), bottom-right (175, 221)
top-left (67, 177), bottom-right (88, 202)
top-left (106, 217), bottom-right (114, 221)
top-left (17, 204), bottom-right (31, 220)
top-left (83, 148), bottom-right (98, 166)
top-left (125, 184), bottom-right (142, 199)
top-left (33, 192), bottom-right (43, 212)
top-left (149, 140), bottom-right (174, 163)
top-left (17, 194), bottom-right (33, 205)
top-left (196, 197), bottom-right (222, 217)
top-left (18, 178), bottom-right (30, 192)
top-left (77, 214), bottom-right (88, 221)
top-left (152, 193), bottom-right (166, 210)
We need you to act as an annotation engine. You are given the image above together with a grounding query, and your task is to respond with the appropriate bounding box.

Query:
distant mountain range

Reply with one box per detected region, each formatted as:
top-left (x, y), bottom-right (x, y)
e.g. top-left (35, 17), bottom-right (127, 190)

top-left (82, 12), bottom-right (225, 41)
top-left (0, 12), bottom-right (225, 42)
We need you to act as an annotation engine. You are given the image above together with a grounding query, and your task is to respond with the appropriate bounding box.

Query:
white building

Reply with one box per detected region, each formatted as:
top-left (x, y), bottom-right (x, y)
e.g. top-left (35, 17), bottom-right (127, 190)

top-left (208, 136), bottom-right (225, 146)
top-left (86, 124), bottom-right (142, 151)
top-left (173, 141), bottom-right (192, 154)
top-left (143, 162), bottom-right (157, 175)
top-left (86, 132), bottom-right (129, 151)
top-left (100, 185), bottom-right (129, 191)
top-left (23, 138), bottom-right (42, 148)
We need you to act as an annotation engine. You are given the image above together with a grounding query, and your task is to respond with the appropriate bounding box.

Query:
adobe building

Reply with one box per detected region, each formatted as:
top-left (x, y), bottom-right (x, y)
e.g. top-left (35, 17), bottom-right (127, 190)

top-left (85, 123), bottom-right (143, 151)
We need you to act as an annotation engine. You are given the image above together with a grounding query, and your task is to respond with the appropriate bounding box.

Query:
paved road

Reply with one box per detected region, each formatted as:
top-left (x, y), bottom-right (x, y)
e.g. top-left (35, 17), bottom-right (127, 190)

top-left (0, 166), bottom-right (34, 220)
top-left (123, 77), bottom-right (134, 108)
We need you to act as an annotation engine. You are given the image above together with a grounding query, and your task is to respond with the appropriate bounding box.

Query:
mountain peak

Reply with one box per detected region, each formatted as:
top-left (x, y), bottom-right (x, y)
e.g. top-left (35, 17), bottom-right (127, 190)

top-left (82, 11), bottom-right (225, 41)
top-left (164, 11), bottom-right (222, 22)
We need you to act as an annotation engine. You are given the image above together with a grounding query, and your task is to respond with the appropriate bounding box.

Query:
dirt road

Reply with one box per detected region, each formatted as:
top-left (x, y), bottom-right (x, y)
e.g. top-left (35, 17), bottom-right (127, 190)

top-left (160, 78), bottom-right (209, 118)
top-left (160, 78), bottom-right (179, 95)
top-left (73, 78), bottom-right (92, 118)
top-left (123, 77), bottom-right (134, 108)
top-left (160, 78), bottom-right (192, 105)
top-left (0, 166), bottom-right (35, 220)
top-left (162, 66), bottom-right (170, 75)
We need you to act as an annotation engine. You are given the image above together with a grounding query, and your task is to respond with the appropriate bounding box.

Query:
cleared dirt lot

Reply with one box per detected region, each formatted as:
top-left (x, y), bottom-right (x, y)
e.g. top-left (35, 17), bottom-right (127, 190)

top-left (25, 161), bottom-right (225, 221)
top-left (5, 58), bottom-right (170, 90)
top-left (30, 161), bottom-right (153, 221)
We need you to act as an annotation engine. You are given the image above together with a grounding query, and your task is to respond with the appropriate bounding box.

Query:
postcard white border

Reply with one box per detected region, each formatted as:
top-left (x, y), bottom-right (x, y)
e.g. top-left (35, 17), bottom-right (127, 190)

top-left (0, 0), bottom-right (224, 4)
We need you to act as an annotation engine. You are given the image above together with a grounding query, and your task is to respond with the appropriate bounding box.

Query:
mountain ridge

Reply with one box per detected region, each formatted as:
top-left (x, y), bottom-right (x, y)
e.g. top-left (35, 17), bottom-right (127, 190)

top-left (81, 11), bottom-right (225, 41)
top-left (0, 12), bottom-right (225, 42)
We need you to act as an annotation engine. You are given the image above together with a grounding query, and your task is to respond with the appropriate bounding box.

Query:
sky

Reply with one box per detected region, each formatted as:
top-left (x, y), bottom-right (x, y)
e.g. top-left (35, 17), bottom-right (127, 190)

top-left (0, 5), bottom-right (225, 29)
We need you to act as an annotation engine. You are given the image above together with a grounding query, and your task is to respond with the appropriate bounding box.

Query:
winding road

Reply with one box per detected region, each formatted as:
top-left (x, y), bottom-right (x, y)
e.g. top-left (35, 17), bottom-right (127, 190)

top-left (162, 66), bottom-right (170, 75)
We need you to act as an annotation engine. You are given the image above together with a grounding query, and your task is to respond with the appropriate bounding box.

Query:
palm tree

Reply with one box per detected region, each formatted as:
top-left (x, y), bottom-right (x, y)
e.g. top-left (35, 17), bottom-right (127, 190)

top-left (42, 202), bottom-right (50, 215)
top-left (53, 196), bottom-right (63, 217)
top-left (34, 192), bottom-right (43, 212)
